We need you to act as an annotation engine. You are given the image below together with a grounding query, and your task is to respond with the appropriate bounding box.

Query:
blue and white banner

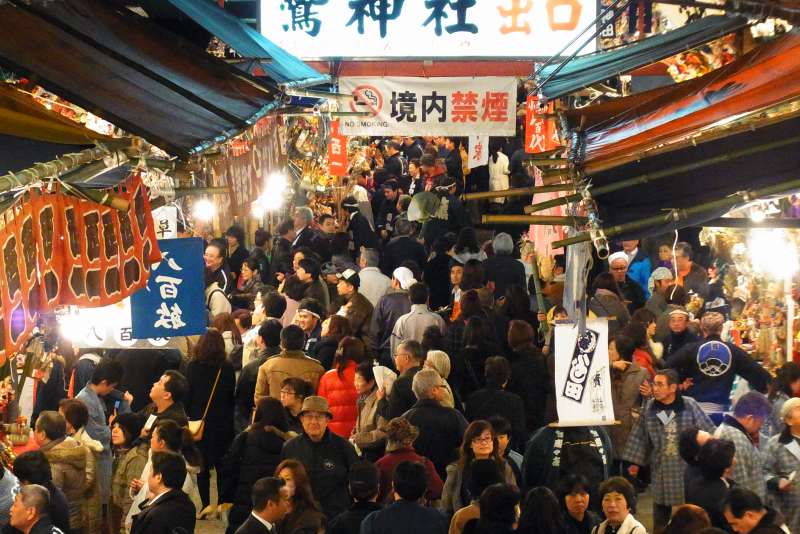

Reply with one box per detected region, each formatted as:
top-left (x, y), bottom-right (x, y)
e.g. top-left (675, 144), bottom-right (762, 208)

top-left (131, 238), bottom-right (206, 339)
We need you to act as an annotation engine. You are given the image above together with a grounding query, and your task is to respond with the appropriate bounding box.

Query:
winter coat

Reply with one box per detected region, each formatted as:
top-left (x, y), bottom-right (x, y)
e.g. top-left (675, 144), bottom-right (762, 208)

top-left (679, 262), bottom-right (710, 299)
top-left (440, 460), bottom-right (517, 514)
top-left (111, 441), bottom-right (149, 524)
top-left (358, 267), bottom-right (391, 308)
top-left (351, 389), bottom-right (385, 459)
top-left (488, 151), bottom-right (510, 203)
top-left (465, 387), bottom-right (527, 451)
top-left (622, 395), bottom-right (715, 505)
top-left (347, 212), bottom-right (379, 254)
top-left (317, 362), bottom-right (359, 437)
top-left (390, 304), bottom-right (446, 355)
top-left (40, 436), bottom-right (95, 532)
top-left (381, 236), bottom-right (427, 276)
top-left (507, 346), bottom-right (549, 433)
top-left (311, 337), bottom-right (340, 371)
top-left (72, 428), bottom-right (103, 534)
top-left (619, 277), bottom-right (647, 315)
top-left (370, 289), bottom-right (411, 355)
top-left (375, 447), bottom-right (444, 504)
top-left (403, 398), bottom-right (469, 479)
top-left (221, 426), bottom-right (287, 532)
top-left (482, 254), bottom-right (526, 299)
top-left (382, 366), bottom-right (421, 420)
top-left (304, 277), bottom-right (331, 315)
top-left (235, 346), bottom-right (280, 431)
top-left (685, 475), bottom-right (734, 530)
top-left (424, 253), bottom-right (453, 311)
top-left (589, 290), bottom-right (630, 336)
top-left (130, 489), bottom-right (195, 534)
top-left (626, 249), bottom-right (652, 299)
top-left (281, 430), bottom-right (359, 520)
top-left (185, 359), bottom-right (236, 461)
top-left (608, 363), bottom-right (648, 460)
top-left (361, 500), bottom-right (448, 534)
top-left (340, 291), bottom-right (374, 342)
top-left (254, 350), bottom-right (325, 403)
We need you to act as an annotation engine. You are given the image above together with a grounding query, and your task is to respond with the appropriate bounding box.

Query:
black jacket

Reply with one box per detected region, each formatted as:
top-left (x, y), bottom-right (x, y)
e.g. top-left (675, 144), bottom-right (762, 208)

top-left (752, 508), bottom-right (790, 533)
top-left (508, 346), bottom-right (550, 432)
top-left (685, 476), bottom-right (734, 531)
top-left (403, 398), bottom-right (468, 479)
top-left (482, 255), bottom-right (526, 299)
top-left (382, 366), bottom-right (421, 420)
top-left (235, 347), bottom-right (280, 426)
top-left (27, 518), bottom-right (63, 534)
top-left (465, 387), bottom-right (527, 451)
top-left (234, 515), bottom-right (273, 534)
top-left (423, 253), bottom-right (452, 311)
top-left (347, 212), bottom-right (379, 256)
top-left (249, 248), bottom-right (272, 285)
top-left (327, 501), bottom-right (383, 534)
top-left (384, 153), bottom-right (406, 182)
top-left (185, 359), bottom-right (236, 459)
top-left (312, 337), bottom-right (340, 371)
top-left (117, 349), bottom-right (173, 412)
top-left (130, 489), bottom-right (196, 534)
top-left (619, 276), bottom-right (646, 315)
top-left (229, 245), bottom-right (251, 282)
top-left (281, 430), bottom-right (359, 520)
top-left (381, 236), bottom-right (427, 276)
top-left (222, 427), bottom-right (287, 519)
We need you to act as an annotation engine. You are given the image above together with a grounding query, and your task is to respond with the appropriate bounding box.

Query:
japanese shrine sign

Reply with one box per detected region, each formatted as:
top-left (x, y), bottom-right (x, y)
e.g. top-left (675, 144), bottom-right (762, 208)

top-left (263, 0), bottom-right (596, 57)
top-left (339, 77), bottom-right (516, 136)
top-left (131, 238), bottom-right (206, 339)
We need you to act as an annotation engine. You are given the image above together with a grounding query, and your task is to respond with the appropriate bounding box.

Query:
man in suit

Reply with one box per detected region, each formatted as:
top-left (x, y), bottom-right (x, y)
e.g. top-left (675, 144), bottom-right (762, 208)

top-left (234, 477), bottom-right (290, 534)
top-left (130, 451), bottom-right (195, 534)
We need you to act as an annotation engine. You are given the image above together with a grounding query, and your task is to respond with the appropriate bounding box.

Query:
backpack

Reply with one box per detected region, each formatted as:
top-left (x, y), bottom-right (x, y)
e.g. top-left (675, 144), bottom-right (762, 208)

top-left (206, 287), bottom-right (228, 325)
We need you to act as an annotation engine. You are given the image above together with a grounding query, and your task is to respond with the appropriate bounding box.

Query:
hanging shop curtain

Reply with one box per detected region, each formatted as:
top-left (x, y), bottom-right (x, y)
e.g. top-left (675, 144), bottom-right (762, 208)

top-left (159, 0), bottom-right (330, 88)
top-left (0, 0), bottom-right (280, 157)
top-left (537, 15), bottom-right (749, 100)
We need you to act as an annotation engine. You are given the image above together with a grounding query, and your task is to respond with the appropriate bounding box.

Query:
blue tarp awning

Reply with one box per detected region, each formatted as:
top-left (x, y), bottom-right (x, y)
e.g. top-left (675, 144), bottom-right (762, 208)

top-left (162, 0), bottom-right (330, 89)
top-left (536, 15), bottom-right (750, 100)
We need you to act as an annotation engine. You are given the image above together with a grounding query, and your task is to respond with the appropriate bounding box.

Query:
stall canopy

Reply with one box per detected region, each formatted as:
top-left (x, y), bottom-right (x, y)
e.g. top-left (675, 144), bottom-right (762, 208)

top-left (157, 0), bottom-right (330, 88)
top-left (0, 84), bottom-right (115, 175)
top-left (569, 31), bottom-right (800, 172)
top-left (0, 0), bottom-right (281, 157)
top-left (536, 15), bottom-right (749, 100)
top-left (567, 32), bottom-right (800, 238)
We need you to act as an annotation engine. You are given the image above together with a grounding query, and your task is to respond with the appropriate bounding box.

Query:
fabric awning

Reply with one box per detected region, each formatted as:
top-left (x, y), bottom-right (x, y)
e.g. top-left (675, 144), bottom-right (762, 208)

top-left (537, 15), bottom-right (749, 100)
top-left (159, 0), bottom-right (330, 88)
top-left (0, 0), bottom-right (280, 157)
top-left (570, 31), bottom-right (800, 172)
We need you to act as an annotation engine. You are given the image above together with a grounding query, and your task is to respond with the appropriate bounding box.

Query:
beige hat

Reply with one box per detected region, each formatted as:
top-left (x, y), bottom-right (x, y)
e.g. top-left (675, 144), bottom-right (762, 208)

top-left (299, 396), bottom-right (333, 418)
top-left (426, 350), bottom-right (452, 379)
top-left (781, 397), bottom-right (800, 422)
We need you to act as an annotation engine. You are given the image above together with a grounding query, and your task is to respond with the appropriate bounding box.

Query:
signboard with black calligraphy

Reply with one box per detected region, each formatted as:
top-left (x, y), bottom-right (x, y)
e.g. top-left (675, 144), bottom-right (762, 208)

top-left (263, 0), bottom-right (596, 57)
top-left (339, 77), bottom-right (516, 136)
top-left (130, 238), bottom-right (206, 339)
top-left (554, 319), bottom-right (615, 426)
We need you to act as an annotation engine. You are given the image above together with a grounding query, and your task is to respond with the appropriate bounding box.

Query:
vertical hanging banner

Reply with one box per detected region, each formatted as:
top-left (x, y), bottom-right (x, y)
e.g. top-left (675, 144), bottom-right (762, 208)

top-left (525, 95), bottom-right (559, 153)
top-left (554, 319), bottom-right (615, 426)
top-left (151, 206), bottom-right (178, 239)
top-left (131, 237), bottom-right (206, 339)
top-left (327, 120), bottom-right (349, 177)
top-left (468, 135), bottom-right (489, 169)
top-left (339, 77), bottom-right (517, 136)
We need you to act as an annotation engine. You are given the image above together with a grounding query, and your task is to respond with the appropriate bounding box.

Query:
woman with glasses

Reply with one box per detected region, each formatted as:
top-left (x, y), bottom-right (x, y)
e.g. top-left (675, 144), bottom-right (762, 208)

top-left (440, 420), bottom-right (517, 517)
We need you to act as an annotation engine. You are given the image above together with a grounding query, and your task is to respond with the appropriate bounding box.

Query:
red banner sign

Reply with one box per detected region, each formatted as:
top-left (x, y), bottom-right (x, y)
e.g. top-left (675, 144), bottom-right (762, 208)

top-left (327, 120), bottom-right (348, 177)
top-left (525, 95), bottom-right (558, 154)
top-left (0, 173), bottom-right (161, 360)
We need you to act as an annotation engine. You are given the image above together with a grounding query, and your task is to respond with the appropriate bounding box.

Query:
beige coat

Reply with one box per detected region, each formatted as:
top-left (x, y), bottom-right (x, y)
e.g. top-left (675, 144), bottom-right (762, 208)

top-left (254, 350), bottom-right (325, 403)
top-left (351, 389), bottom-right (386, 452)
top-left (41, 436), bottom-right (95, 532)
top-left (111, 442), bottom-right (149, 532)
top-left (609, 362), bottom-right (649, 459)
top-left (73, 428), bottom-right (103, 534)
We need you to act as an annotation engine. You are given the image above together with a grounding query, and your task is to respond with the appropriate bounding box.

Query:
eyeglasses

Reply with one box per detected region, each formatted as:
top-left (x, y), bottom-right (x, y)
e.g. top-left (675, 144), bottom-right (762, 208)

top-left (279, 389), bottom-right (297, 397)
top-left (472, 436), bottom-right (493, 444)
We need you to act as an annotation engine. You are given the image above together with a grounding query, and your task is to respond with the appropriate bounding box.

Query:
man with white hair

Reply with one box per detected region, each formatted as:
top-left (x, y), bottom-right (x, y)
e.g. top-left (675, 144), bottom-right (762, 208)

top-left (291, 206), bottom-right (319, 249)
top-left (608, 251), bottom-right (646, 314)
top-left (665, 311), bottom-right (771, 423)
top-left (402, 368), bottom-right (468, 478)
top-left (370, 267), bottom-right (414, 366)
top-left (645, 267), bottom-right (676, 316)
top-left (9, 484), bottom-right (63, 534)
top-left (483, 233), bottom-right (527, 299)
top-left (358, 248), bottom-right (391, 307)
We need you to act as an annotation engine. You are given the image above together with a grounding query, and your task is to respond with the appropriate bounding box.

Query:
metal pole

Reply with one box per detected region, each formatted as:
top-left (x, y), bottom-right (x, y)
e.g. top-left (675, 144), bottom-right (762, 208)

top-left (482, 214), bottom-right (588, 225)
top-left (462, 184), bottom-right (575, 201)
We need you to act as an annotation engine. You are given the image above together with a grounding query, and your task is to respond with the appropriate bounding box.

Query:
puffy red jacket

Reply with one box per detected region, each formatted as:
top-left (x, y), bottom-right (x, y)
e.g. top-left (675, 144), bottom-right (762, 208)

top-left (317, 362), bottom-right (359, 437)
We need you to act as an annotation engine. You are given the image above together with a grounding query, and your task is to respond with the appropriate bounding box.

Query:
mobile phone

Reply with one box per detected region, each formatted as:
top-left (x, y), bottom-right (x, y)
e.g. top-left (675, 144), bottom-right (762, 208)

top-left (114, 400), bottom-right (121, 410)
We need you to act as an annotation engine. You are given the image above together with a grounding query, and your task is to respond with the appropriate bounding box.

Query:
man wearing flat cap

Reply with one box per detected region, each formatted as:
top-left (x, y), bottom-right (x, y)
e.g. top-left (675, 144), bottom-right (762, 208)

top-left (281, 396), bottom-right (359, 520)
top-left (608, 251), bottom-right (647, 314)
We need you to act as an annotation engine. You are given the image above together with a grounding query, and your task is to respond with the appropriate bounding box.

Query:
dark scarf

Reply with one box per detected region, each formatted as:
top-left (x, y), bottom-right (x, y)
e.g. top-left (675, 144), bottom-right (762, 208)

top-left (652, 393), bottom-right (685, 412)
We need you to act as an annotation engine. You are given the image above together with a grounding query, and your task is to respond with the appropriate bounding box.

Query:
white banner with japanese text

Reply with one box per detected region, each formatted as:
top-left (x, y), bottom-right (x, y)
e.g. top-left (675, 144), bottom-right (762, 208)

top-left (468, 135), bottom-right (489, 169)
top-left (339, 77), bottom-right (517, 136)
top-left (554, 319), bottom-right (616, 426)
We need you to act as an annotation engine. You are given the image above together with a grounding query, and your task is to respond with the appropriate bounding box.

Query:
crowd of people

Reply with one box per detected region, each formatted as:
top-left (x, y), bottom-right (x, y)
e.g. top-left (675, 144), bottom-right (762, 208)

top-left (1, 136), bottom-right (799, 534)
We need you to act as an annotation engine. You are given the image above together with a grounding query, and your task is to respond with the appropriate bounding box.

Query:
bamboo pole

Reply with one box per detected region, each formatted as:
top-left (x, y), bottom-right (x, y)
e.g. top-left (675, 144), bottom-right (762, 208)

top-left (526, 133), bottom-right (800, 214)
top-left (174, 186), bottom-right (231, 196)
top-left (481, 214), bottom-right (588, 225)
top-left (525, 157), bottom-right (569, 166)
top-left (462, 184), bottom-right (575, 201)
top-left (0, 147), bottom-right (123, 192)
top-left (702, 217), bottom-right (800, 229)
top-left (550, 178), bottom-right (800, 249)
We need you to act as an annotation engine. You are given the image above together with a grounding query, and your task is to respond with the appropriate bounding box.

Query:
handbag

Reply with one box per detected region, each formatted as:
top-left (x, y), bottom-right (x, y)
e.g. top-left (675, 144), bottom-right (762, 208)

top-left (188, 367), bottom-right (221, 442)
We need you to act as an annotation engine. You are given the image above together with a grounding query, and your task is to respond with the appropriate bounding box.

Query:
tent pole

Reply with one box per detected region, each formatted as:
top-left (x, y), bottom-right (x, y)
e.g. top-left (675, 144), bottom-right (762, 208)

top-left (525, 133), bottom-right (800, 214)
top-left (481, 214), bottom-right (588, 225)
top-left (550, 177), bottom-right (800, 248)
top-left (462, 184), bottom-right (575, 201)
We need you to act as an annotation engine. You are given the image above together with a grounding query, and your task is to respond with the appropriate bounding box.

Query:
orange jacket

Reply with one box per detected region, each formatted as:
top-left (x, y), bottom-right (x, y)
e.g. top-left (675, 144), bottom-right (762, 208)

top-left (317, 361), bottom-right (359, 437)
